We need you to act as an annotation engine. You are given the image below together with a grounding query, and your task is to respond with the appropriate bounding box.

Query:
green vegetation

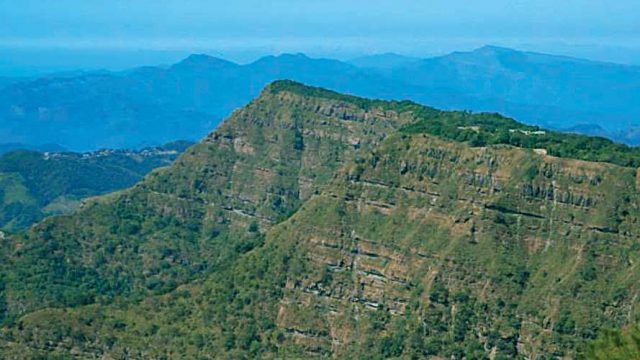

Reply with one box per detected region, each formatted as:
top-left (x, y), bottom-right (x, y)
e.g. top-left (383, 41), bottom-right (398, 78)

top-left (0, 141), bottom-right (192, 231)
top-left (1, 81), bottom-right (640, 358)
top-left (270, 79), bottom-right (441, 114)
top-left (586, 326), bottom-right (640, 359)
top-left (401, 110), bottom-right (640, 167)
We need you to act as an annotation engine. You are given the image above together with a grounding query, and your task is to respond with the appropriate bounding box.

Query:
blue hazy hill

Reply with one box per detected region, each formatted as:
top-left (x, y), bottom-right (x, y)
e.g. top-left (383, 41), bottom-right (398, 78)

top-left (391, 45), bottom-right (640, 132)
top-left (1, 46), bottom-right (639, 150)
top-left (348, 53), bottom-right (421, 71)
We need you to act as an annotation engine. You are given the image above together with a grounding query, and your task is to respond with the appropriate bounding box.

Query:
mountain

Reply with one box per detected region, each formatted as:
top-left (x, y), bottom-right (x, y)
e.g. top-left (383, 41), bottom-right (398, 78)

top-left (1, 81), bottom-right (639, 358)
top-left (0, 77), bottom-right (24, 91)
top-left (560, 124), bottom-right (640, 146)
top-left (611, 127), bottom-right (640, 146)
top-left (0, 142), bottom-right (67, 155)
top-left (0, 140), bottom-right (192, 232)
top-left (391, 45), bottom-right (640, 131)
top-left (0, 72), bottom-right (216, 151)
top-left (348, 53), bottom-right (420, 71)
top-left (0, 53), bottom-right (405, 151)
top-left (1, 47), bottom-right (639, 151)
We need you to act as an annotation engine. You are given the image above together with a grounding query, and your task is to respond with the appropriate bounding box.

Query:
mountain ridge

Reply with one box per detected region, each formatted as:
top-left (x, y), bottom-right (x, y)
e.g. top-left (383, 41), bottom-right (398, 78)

top-left (2, 46), bottom-right (640, 150)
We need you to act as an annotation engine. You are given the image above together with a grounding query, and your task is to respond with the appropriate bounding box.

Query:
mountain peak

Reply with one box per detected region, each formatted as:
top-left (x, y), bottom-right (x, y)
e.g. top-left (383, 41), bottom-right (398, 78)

top-left (467, 45), bottom-right (609, 65)
top-left (473, 45), bottom-right (519, 55)
top-left (277, 52), bottom-right (310, 59)
top-left (265, 80), bottom-right (338, 96)
top-left (252, 52), bottom-right (311, 65)
top-left (172, 53), bottom-right (238, 70)
top-left (263, 80), bottom-right (378, 106)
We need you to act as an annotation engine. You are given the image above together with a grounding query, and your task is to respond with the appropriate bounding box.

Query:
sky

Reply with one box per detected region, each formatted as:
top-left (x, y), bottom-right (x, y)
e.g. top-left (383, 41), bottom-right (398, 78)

top-left (0, 0), bottom-right (639, 74)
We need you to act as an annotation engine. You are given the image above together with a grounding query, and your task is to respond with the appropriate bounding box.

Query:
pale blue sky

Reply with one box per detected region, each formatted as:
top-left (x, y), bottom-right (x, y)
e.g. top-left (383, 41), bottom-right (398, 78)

top-left (0, 0), bottom-right (638, 74)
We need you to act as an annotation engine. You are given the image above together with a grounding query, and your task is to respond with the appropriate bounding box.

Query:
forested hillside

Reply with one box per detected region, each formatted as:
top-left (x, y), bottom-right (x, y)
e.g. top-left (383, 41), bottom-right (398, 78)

top-left (0, 141), bottom-right (192, 231)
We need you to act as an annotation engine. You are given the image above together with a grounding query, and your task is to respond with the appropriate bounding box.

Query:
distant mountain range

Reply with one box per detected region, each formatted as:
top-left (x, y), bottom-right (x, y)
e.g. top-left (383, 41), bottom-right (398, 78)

top-left (0, 140), bottom-right (192, 231)
top-left (347, 52), bottom-right (421, 70)
top-left (0, 142), bottom-right (67, 154)
top-left (1, 46), bottom-right (639, 150)
top-left (391, 46), bottom-right (640, 134)
top-left (0, 77), bottom-right (26, 91)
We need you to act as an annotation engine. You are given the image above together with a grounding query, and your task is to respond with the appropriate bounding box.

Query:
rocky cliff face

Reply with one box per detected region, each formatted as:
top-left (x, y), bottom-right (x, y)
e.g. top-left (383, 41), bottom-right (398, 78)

top-left (269, 134), bottom-right (640, 358)
top-left (1, 81), bottom-right (639, 359)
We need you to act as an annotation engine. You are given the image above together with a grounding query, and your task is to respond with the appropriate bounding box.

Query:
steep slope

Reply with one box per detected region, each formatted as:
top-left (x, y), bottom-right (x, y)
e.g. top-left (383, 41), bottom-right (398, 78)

top-left (1, 82), bottom-right (640, 359)
top-left (263, 135), bottom-right (640, 358)
top-left (39, 137), bottom-right (640, 358)
top-left (0, 141), bottom-right (192, 232)
top-left (0, 81), bottom-right (415, 325)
